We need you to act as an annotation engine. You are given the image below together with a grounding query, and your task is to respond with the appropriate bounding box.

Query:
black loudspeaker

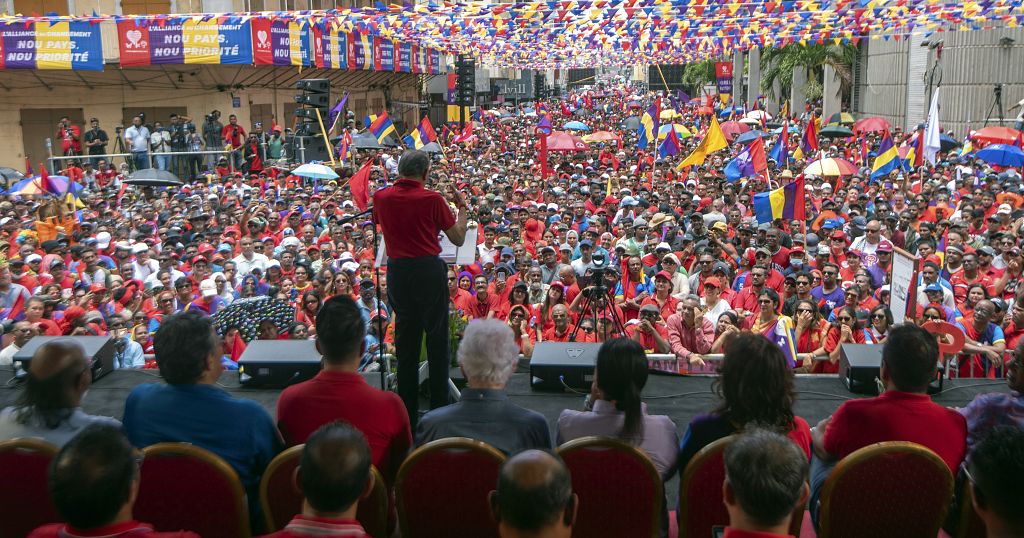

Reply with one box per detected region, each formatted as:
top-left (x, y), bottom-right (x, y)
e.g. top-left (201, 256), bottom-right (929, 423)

top-left (530, 342), bottom-right (602, 391)
top-left (839, 343), bottom-right (883, 394)
top-left (238, 340), bottom-right (322, 388)
top-left (291, 136), bottom-right (330, 164)
top-left (839, 343), bottom-right (945, 395)
top-left (13, 336), bottom-right (115, 381)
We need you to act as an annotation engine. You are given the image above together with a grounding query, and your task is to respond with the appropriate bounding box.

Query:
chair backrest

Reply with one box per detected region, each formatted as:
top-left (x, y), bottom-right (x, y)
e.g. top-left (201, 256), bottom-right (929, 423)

top-left (818, 441), bottom-right (954, 538)
top-left (953, 473), bottom-right (987, 538)
top-left (396, 437), bottom-right (506, 538)
top-left (0, 438), bottom-right (59, 538)
top-left (260, 445), bottom-right (389, 538)
top-left (260, 445), bottom-right (303, 532)
top-left (558, 436), bottom-right (663, 538)
top-left (135, 443), bottom-right (251, 538)
top-left (678, 436), bottom-right (805, 538)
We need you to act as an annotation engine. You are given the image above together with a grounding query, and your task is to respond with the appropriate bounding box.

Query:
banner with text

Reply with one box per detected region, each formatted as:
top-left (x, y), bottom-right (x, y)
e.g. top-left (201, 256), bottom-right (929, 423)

top-left (0, 21), bottom-right (103, 70)
top-left (117, 18), bottom-right (252, 66)
top-left (715, 61), bottom-right (733, 101)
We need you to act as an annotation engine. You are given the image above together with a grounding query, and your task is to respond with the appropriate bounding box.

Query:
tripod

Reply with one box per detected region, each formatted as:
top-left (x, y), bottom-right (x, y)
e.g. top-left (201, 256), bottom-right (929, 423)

top-left (569, 280), bottom-right (626, 342)
top-left (111, 130), bottom-right (132, 173)
top-left (984, 84), bottom-right (1005, 127)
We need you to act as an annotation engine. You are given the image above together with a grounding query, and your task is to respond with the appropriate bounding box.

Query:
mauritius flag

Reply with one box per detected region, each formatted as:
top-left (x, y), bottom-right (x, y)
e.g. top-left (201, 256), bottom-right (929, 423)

top-left (753, 176), bottom-right (806, 224)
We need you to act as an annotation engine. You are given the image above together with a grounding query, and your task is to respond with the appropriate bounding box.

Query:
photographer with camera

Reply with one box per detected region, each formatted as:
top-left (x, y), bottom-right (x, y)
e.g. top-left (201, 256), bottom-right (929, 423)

top-left (221, 114), bottom-right (246, 171)
top-left (202, 110), bottom-right (223, 170)
top-left (56, 116), bottom-right (82, 157)
top-left (108, 315), bottom-right (144, 369)
top-left (167, 113), bottom-right (193, 179)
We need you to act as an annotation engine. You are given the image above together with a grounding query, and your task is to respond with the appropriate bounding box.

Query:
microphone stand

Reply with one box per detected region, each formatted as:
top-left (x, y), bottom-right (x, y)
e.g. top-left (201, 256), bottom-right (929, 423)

top-left (339, 206), bottom-right (388, 391)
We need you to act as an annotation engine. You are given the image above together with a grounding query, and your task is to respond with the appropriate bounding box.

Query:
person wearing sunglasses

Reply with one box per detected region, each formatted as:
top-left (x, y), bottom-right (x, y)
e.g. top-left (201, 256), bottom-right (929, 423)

top-left (865, 305), bottom-right (894, 345)
top-left (507, 305), bottom-right (536, 359)
top-left (817, 305), bottom-right (864, 374)
top-left (792, 299), bottom-right (828, 371)
top-left (958, 299), bottom-right (1006, 378)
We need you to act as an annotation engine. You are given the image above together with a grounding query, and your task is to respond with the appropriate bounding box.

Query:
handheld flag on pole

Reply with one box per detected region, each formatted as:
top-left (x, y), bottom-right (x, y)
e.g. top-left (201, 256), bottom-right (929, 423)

top-left (870, 131), bottom-right (899, 181)
top-left (798, 113), bottom-right (819, 158)
top-left (368, 112), bottom-right (397, 144)
top-left (348, 160), bottom-right (373, 211)
top-left (658, 125), bottom-right (681, 158)
top-left (753, 176), bottom-right (806, 224)
top-left (327, 92), bottom-right (349, 133)
top-left (923, 88), bottom-right (942, 166)
top-left (768, 119), bottom-right (790, 166)
top-left (677, 115), bottom-right (729, 169)
top-left (637, 101), bottom-right (660, 150)
top-left (403, 117), bottom-right (438, 149)
top-left (724, 136), bottom-right (768, 182)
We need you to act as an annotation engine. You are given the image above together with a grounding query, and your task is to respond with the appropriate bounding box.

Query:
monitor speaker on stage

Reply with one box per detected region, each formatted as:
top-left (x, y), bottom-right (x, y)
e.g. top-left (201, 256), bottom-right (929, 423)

top-left (839, 343), bottom-right (944, 395)
top-left (13, 336), bottom-right (115, 381)
top-left (239, 340), bottom-right (322, 388)
top-left (530, 342), bottom-right (602, 391)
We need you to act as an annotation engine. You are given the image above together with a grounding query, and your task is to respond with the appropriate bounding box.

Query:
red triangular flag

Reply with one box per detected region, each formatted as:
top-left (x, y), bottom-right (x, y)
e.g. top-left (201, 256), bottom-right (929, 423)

top-left (749, 136), bottom-right (768, 173)
top-left (349, 160), bottom-right (373, 211)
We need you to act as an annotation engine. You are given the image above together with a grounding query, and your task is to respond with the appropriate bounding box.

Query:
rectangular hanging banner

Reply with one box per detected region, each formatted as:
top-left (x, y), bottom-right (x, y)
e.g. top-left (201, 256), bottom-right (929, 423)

top-left (0, 21), bottom-right (104, 71)
top-left (251, 18), bottom-right (308, 66)
top-left (117, 17), bottom-right (252, 67)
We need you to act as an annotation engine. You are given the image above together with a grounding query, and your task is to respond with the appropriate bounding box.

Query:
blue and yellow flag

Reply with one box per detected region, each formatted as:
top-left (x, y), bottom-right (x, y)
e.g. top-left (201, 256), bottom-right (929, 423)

top-left (369, 112), bottom-right (397, 143)
top-left (637, 101), bottom-right (660, 150)
top-left (870, 131), bottom-right (899, 180)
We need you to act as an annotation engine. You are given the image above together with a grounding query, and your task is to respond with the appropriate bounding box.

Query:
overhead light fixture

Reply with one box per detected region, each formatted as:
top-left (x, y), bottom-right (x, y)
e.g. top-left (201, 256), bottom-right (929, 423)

top-left (1000, 37), bottom-right (1016, 47)
top-left (920, 39), bottom-right (930, 47)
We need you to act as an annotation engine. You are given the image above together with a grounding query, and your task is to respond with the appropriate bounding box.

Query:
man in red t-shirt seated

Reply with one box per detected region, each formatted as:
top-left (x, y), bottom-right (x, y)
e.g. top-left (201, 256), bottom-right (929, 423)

top-left (808, 324), bottom-right (967, 529)
top-left (626, 304), bottom-right (671, 354)
top-left (260, 423), bottom-right (374, 538)
top-left (29, 424), bottom-right (198, 538)
top-left (277, 296), bottom-right (411, 485)
top-left (542, 304), bottom-right (594, 343)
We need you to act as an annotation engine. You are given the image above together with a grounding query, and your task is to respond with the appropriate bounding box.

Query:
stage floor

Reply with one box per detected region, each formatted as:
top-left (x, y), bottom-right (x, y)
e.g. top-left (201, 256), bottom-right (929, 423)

top-left (0, 367), bottom-right (1006, 508)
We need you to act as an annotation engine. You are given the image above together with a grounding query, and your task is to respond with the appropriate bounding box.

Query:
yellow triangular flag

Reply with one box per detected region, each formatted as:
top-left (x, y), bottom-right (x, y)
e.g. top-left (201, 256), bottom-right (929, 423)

top-left (677, 116), bottom-right (729, 169)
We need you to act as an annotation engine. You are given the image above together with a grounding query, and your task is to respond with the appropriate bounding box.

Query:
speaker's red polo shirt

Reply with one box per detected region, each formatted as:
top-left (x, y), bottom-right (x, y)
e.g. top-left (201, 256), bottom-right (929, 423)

top-left (823, 390), bottom-right (967, 472)
top-left (373, 179), bottom-right (455, 259)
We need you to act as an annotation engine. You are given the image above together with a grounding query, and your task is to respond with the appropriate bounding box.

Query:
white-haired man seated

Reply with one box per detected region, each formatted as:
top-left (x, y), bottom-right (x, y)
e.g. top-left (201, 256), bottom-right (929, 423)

top-left (415, 319), bottom-right (552, 454)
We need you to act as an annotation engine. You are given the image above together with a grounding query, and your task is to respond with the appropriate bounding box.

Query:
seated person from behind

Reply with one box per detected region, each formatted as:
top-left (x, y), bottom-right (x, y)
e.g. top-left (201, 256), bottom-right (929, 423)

top-left (0, 339), bottom-right (120, 447)
top-left (260, 422), bottom-right (375, 538)
top-left (722, 429), bottom-right (810, 538)
top-left (809, 324), bottom-right (967, 527)
top-left (277, 295), bottom-right (411, 484)
top-left (122, 311), bottom-right (282, 520)
top-left (28, 424), bottom-right (199, 538)
top-left (557, 338), bottom-right (679, 479)
top-left (489, 450), bottom-right (577, 538)
top-left (416, 319), bottom-right (551, 454)
top-left (678, 332), bottom-right (811, 471)
top-left (959, 339), bottom-right (1024, 451)
top-left (967, 427), bottom-right (1024, 538)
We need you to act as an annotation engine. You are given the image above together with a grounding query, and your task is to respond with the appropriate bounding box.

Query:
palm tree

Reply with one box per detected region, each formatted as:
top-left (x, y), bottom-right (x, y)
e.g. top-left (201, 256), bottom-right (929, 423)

top-left (680, 59), bottom-right (716, 93)
top-left (760, 43), bottom-right (858, 104)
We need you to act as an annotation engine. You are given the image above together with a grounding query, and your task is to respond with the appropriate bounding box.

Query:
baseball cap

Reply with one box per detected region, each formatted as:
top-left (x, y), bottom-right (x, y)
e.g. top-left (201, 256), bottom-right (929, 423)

top-left (924, 283), bottom-right (944, 293)
top-left (877, 240), bottom-right (894, 253)
top-left (997, 203), bottom-right (1013, 215)
top-left (703, 277), bottom-right (722, 289)
top-left (639, 304), bottom-right (660, 315)
top-left (655, 270), bottom-right (673, 281)
top-left (655, 242), bottom-right (672, 252)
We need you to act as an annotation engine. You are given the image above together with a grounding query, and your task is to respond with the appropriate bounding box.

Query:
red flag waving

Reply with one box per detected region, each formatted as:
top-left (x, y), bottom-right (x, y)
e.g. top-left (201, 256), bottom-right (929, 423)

top-left (349, 160), bottom-right (373, 211)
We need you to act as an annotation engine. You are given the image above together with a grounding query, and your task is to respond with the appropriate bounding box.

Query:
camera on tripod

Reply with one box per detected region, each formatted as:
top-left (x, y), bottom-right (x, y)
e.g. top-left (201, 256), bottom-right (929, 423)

top-left (583, 253), bottom-right (609, 298)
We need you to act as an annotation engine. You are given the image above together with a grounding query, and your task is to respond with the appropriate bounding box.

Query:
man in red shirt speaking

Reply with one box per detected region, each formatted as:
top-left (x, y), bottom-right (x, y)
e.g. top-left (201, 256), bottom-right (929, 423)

top-left (373, 149), bottom-right (468, 424)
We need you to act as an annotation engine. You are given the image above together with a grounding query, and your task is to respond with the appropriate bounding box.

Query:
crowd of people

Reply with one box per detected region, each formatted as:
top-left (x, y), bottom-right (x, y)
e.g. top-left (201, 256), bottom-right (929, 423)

top-left (1, 81), bottom-right (1024, 536)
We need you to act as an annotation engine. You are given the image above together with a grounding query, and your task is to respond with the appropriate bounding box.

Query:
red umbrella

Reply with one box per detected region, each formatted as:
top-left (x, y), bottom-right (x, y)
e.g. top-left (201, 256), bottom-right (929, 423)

top-left (543, 131), bottom-right (589, 152)
top-left (696, 106), bottom-right (714, 115)
top-left (719, 120), bottom-right (751, 141)
top-left (853, 117), bottom-right (892, 134)
top-left (971, 126), bottom-right (1023, 146)
top-left (584, 130), bottom-right (621, 143)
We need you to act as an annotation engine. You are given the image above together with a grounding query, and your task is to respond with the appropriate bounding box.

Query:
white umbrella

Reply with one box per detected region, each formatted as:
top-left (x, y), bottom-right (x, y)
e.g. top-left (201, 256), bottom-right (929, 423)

top-left (738, 117), bottom-right (762, 126)
top-left (745, 110), bottom-right (772, 121)
top-left (291, 162), bottom-right (339, 180)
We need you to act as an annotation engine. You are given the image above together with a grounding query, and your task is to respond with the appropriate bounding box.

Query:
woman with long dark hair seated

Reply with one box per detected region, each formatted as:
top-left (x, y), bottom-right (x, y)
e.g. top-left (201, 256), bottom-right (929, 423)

top-left (556, 338), bottom-right (679, 479)
top-left (678, 332), bottom-right (812, 471)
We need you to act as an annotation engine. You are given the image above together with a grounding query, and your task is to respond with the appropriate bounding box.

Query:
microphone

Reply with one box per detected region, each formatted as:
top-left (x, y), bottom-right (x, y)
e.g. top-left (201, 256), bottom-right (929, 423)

top-left (334, 208), bottom-right (373, 225)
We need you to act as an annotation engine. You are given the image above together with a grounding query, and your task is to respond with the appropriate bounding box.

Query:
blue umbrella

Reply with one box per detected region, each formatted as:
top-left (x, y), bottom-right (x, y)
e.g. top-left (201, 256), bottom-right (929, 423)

top-left (563, 121), bottom-right (591, 131)
top-left (718, 106), bottom-right (745, 118)
top-left (734, 130), bottom-right (768, 145)
top-left (939, 134), bottom-right (961, 153)
top-left (977, 144), bottom-right (1024, 167)
top-left (771, 125), bottom-right (802, 134)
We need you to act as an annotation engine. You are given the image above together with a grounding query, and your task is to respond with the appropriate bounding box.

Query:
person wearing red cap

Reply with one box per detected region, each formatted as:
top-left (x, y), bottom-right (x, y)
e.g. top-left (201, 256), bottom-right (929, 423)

top-left (700, 276), bottom-right (733, 327)
top-left (640, 271), bottom-right (679, 320)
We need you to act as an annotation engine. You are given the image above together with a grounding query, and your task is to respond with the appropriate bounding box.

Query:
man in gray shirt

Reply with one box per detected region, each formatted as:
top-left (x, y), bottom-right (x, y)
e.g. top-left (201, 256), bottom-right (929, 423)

top-left (416, 319), bottom-right (551, 455)
top-left (0, 339), bottom-right (120, 447)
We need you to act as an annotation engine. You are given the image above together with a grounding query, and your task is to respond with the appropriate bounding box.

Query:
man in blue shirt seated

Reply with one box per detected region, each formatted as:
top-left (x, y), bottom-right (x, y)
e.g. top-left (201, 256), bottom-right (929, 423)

top-left (122, 310), bottom-right (282, 526)
top-left (415, 319), bottom-right (551, 455)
